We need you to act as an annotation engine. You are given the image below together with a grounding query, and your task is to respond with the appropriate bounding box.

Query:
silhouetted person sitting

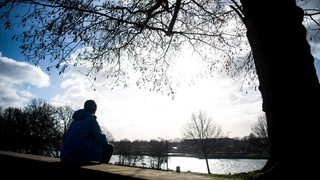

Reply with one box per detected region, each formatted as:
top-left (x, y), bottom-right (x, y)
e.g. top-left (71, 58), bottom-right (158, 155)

top-left (60, 100), bottom-right (114, 165)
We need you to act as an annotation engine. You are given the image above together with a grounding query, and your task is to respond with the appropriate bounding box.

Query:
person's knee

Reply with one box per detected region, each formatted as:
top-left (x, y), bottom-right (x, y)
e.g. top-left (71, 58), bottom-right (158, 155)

top-left (108, 143), bottom-right (115, 151)
top-left (104, 143), bottom-right (115, 153)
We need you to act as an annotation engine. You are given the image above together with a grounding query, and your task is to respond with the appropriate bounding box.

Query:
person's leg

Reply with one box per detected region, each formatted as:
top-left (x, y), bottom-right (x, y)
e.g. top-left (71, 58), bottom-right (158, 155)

top-left (101, 143), bottom-right (115, 163)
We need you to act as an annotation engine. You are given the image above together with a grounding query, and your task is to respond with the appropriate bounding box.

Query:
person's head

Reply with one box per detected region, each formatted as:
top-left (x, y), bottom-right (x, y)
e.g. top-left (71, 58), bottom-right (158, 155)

top-left (84, 99), bottom-right (97, 115)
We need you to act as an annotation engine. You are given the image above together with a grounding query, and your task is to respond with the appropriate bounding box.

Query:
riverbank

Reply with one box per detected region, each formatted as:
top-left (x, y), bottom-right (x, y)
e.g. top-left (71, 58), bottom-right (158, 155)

top-left (110, 155), bottom-right (267, 175)
top-left (167, 153), bottom-right (269, 159)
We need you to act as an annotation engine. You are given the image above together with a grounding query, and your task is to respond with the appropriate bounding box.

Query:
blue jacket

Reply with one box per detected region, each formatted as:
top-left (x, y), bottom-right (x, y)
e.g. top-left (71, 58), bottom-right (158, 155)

top-left (60, 109), bottom-right (108, 164)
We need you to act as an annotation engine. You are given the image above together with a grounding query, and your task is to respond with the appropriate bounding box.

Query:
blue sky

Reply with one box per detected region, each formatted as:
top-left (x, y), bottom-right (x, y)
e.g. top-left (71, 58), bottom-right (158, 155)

top-left (1, 2), bottom-right (319, 141)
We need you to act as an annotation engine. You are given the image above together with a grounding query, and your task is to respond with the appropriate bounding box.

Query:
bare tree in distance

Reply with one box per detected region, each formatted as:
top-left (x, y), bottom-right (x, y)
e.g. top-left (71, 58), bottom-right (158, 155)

top-left (183, 110), bottom-right (223, 174)
top-left (250, 114), bottom-right (270, 168)
top-left (251, 115), bottom-right (270, 154)
top-left (54, 105), bottom-right (74, 140)
top-left (24, 98), bottom-right (57, 155)
top-left (101, 125), bottom-right (115, 142)
top-left (251, 114), bottom-right (268, 142)
top-left (148, 139), bottom-right (167, 170)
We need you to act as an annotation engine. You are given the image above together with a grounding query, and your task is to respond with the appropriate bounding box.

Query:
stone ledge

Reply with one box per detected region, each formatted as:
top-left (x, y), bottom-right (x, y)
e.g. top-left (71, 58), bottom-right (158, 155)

top-left (0, 150), bottom-right (60, 162)
top-left (0, 151), bottom-right (232, 180)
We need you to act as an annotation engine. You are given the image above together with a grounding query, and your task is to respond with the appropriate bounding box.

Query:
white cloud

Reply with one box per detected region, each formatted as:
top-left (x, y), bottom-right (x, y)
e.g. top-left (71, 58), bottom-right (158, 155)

top-left (0, 55), bottom-right (50, 87)
top-left (0, 53), bottom-right (50, 108)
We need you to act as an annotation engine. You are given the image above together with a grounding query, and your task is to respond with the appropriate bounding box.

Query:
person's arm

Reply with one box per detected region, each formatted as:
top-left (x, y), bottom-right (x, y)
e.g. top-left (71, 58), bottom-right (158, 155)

top-left (90, 117), bottom-right (108, 144)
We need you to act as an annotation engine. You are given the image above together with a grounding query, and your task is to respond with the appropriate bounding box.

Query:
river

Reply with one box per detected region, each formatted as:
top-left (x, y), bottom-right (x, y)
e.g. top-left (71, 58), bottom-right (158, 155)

top-left (109, 155), bottom-right (267, 175)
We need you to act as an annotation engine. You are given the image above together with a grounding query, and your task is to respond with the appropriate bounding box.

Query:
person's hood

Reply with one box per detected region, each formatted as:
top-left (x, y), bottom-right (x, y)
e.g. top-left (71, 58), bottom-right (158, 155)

top-left (72, 109), bottom-right (96, 121)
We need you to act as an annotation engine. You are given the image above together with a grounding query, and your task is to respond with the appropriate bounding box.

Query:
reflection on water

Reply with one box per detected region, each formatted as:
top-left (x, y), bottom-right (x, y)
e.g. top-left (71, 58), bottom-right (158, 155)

top-left (110, 155), bottom-right (267, 174)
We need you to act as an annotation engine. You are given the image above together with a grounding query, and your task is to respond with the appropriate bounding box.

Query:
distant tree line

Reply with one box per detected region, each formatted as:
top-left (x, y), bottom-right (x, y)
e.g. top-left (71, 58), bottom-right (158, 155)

top-left (113, 137), bottom-right (269, 163)
top-left (113, 138), bottom-right (169, 169)
top-left (111, 136), bottom-right (269, 171)
top-left (0, 99), bottom-right (74, 157)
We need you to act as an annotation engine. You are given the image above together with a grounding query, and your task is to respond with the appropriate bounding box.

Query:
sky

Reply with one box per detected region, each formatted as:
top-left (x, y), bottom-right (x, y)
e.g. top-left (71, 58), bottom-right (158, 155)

top-left (1, 1), bottom-right (319, 141)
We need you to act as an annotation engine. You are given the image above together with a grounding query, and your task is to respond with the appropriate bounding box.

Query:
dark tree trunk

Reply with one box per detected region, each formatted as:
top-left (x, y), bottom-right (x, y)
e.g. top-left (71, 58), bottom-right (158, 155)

top-left (204, 154), bottom-right (211, 174)
top-left (240, 0), bottom-right (320, 178)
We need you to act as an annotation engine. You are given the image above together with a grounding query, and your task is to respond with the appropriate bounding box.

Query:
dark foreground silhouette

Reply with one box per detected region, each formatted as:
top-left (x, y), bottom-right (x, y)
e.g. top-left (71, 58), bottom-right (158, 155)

top-left (0, 153), bottom-right (141, 179)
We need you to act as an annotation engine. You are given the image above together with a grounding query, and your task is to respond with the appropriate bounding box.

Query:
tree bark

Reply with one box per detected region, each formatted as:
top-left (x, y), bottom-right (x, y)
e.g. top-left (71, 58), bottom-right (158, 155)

top-left (240, 0), bottom-right (320, 178)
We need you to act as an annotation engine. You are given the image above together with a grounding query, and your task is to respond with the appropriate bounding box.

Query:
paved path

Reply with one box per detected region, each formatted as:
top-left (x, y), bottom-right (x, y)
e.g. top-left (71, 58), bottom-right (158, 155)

top-left (84, 163), bottom-right (233, 180)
